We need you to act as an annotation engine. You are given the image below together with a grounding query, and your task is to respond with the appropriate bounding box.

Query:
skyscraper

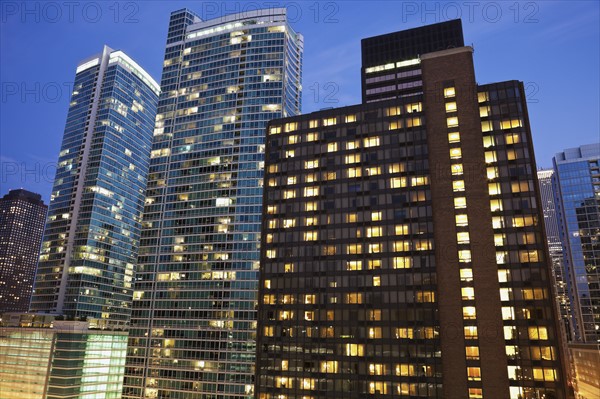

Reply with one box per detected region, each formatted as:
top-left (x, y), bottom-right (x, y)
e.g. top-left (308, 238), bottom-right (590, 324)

top-left (256, 21), bottom-right (568, 399)
top-left (123, 8), bottom-right (302, 399)
top-left (552, 144), bottom-right (600, 343)
top-left (29, 46), bottom-right (159, 328)
top-left (537, 169), bottom-right (573, 342)
top-left (0, 189), bottom-right (47, 312)
top-left (0, 46), bottom-right (159, 399)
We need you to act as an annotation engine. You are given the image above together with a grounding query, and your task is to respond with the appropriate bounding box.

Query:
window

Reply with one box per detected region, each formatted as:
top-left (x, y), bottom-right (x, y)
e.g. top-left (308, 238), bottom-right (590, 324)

top-left (393, 256), bottom-right (412, 269)
top-left (368, 327), bottom-right (382, 338)
top-left (323, 117), bottom-right (337, 126)
top-left (364, 137), bottom-right (380, 147)
top-left (284, 122), bottom-right (298, 132)
top-left (450, 148), bottom-right (462, 159)
top-left (391, 177), bottom-right (407, 188)
top-left (347, 244), bottom-right (362, 254)
top-left (454, 197), bottom-right (467, 208)
top-left (304, 187), bottom-right (319, 197)
top-left (481, 121), bottom-right (493, 132)
top-left (456, 214), bottom-right (469, 226)
top-left (462, 287), bottom-right (475, 300)
top-left (479, 106), bottom-right (490, 117)
top-left (411, 176), bottom-right (428, 186)
top-left (505, 133), bottom-right (520, 144)
top-left (305, 201), bottom-right (317, 211)
top-left (366, 166), bottom-right (381, 176)
top-left (309, 119), bottom-right (319, 128)
top-left (345, 154), bottom-right (361, 164)
top-left (444, 87), bottom-right (456, 98)
top-left (453, 180), bottom-right (465, 192)
top-left (369, 243), bottom-right (382, 253)
top-left (369, 363), bottom-right (386, 375)
top-left (344, 343), bottom-right (364, 356)
top-left (345, 114), bottom-right (356, 123)
top-left (386, 106), bottom-right (401, 116)
top-left (327, 142), bottom-right (338, 152)
top-left (320, 361), bottom-right (339, 373)
top-left (445, 102), bottom-right (457, 112)
top-left (288, 134), bottom-right (299, 144)
top-left (457, 232), bottom-right (470, 244)
top-left (367, 227), bottom-right (383, 237)
top-left (528, 327), bottom-right (548, 340)
top-left (467, 367), bottom-right (481, 381)
top-left (346, 293), bottom-right (363, 304)
top-left (460, 268), bottom-right (473, 282)
top-left (388, 163), bottom-right (405, 173)
top-left (463, 306), bottom-right (477, 319)
top-left (466, 346), bottom-right (480, 359)
top-left (267, 205), bottom-right (277, 214)
top-left (488, 183), bottom-right (501, 195)
top-left (305, 217), bottom-right (318, 226)
top-left (451, 163), bottom-right (463, 175)
top-left (347, 260), bottom-right (362, 271)
top-left (533, 368), bottom-right (556, 381)
top-left (305, 159), bottom-right (319, 169)
top-left (348, 167), bottom-right (362, 178)
top-left (283, 189), bottom-right (296, 199)
top-left (395, 224), bottom-right (409, 235)
top-left (447, 117), bottom-right (459, 128)
top-left (511, 181), bottom-right (530, 193)
top-left (490, 199), bottom-right (503, 212)
top-left (304, 231), bottom-right (318, 241)
top-left (371, 211), bottom-right (382, 221)
top-left (448, 132), bottom-right (461, 143)
top-left (464, 326), bottom-right (478, 339)
top-left (283, 219), bottom-right (295, 228)
top-left (486, 166), bottom-right (499, 179)
top-left (346, 213), bottom-right (357, 223)
top-left (307, 132), bottom-right (319, 141)
top-left (458, 250), bottom-right (472, 263)
top-left (269, 126), bottom-right (281, 135)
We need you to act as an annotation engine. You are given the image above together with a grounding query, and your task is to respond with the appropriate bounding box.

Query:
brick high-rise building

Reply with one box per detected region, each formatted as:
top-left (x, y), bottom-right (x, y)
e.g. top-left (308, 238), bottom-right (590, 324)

top-left (0, 189), bottom-right (47, 312)
top-left (256, 20), bottom-right (568, 399)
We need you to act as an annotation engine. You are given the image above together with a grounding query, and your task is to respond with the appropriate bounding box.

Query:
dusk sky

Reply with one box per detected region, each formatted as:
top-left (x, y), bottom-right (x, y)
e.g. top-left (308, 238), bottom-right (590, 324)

top-left (1, 1), bottom-right (598, 201)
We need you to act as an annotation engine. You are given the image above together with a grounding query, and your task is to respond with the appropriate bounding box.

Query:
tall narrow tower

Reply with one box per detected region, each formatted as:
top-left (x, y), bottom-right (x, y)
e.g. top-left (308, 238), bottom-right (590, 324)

top-left (123, 8), bottom-right (303, 399)
top-left (0, 189), bottom-right (47, 312)
top-left (29, 46), bottom-right (159, 328)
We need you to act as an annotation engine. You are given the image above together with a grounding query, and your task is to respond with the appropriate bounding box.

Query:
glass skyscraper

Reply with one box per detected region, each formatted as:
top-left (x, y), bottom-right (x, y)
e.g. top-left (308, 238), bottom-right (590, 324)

top-left (123, 8), bottom-right (302, 399)
top-left (552, 144), bottom-right (600, 343)
top-left (29, 45), bottom-right (159, 329)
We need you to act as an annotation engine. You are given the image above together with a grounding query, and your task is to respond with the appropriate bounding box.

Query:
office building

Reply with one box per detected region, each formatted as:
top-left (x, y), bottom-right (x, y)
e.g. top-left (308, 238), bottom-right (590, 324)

top-left (537, 169), bottom-right (573, 341)
top-left (256, 21), bottom-right (568, 399)
top-left (29, 46), bottom-right (159, 328)
top-left (552, 143), bottom-right (600, 344)
top-left (0, 189), bottom-right (47, 311)
top-left (1, 46), bottom-right (158, 399)
top-left (123, 8), bottom-right (302, 399)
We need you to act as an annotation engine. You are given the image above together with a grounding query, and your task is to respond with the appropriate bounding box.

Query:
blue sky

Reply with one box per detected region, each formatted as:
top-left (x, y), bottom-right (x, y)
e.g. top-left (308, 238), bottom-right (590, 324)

top-left (1, 1), bottom-right (599, 201)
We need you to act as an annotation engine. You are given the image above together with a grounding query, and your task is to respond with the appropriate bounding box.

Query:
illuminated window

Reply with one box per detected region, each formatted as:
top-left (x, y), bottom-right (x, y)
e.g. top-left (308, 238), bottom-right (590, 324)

top-left (406, 102), bottom-right (422, 112)
top-left (264, 326), bottom-right (274, 336)
top-left (344, 343), bottom-right (364, 356)
top-left (484, 151), bottom-right (497, 163)
top-left (505, 133), bottom-right (520, 144)
top-left (386, 106), bottom-right (401, 116)
top-left (394, 241), bottom-right (411, 251)
top-left (460, 268), bottom-right (473, 282)
top-left (388, 163), bottom-right (405, 173)
top-left (463, 306), bottom-right (477, 319)
top-left (480, 122), bottom-right (493, 134)
top-left (369, 243), bottom-right (382, 253)
top-left (348, 167), bottom-right (362, 178)
top-left (528, 327), bottom-right (549, 340)
top-left (533, 368), bottom-right (556, 381)
top-left (268, 164), bottom-right (278, 173)
top-left (482, 136), bottom-right (495, 148)
top-left (492, 216), bottom-right (504, 229)
top-left (284, 122), bottom-right (298, 132)
top-left (347, 260), bottom-right (362, 270)
top-left (501, 119), bottom-right (522, 129)
top-left (411, 176), bottom-right (428, 186)
top-left (305, 217), bottom-right (318, 226)
top-left (499, 288), bottom-right (512, 301)
top-left (466, 346), bottom-right (480, 359)
top-left (266, 250), bottom-right (276, 259)
top-left (265, 234), bottom-right (273, 243)
top-left (320, 361), bottom-right (339, 373)
top-left (444, 87), bottom-right (456, 98)
top-left (494, 234), bottom-right (506, 246)
top-left (309, 119), bottom-right (318, 128)
top-left (268, 178), bottom-right (277, 187)
top-left (457, 232), bottom-right (470, 244)
top-left (327, 142), bottom-right (338, 152)
top-left (307, 132), bottom-right (319, 141)
top-left (501, 307), bottom-right (514, 320)
top-left (388, 120), bottom-right (403, 130)
top-left (464, 326), bottom-right (478, 339)
top-left (451, 163), bottom-right (463, 175)
top-left (346, 293), bottom-right (363, 304)
top-left (346, 213), bottom-right (357, 223)
top-left (366, 166), bottom-right (381, 176)
top-left (478, 92), bottom-right (489, 102)
top-left (458, 250), bottom-right (472, 263)
top-left (522, 288), bottom-right (546, 300)
top-left (304, 186), bottom-right (319, 197)
top-left (373, 276), bottom-right (381, 286)
top-left (512, 215), bottom-right (536, 227)
top-left (305, 201), bottom-right (317, 211)
top-left (364, 137), bottom-right (380, 147)
top-left (304, 231), bottom-right (318, 241)
top-left (462, 287), bottom-right (475, 300)
top-left (268, 220), bottom-right (278, 229)
top-left (396, 328), bottom-right (413, 339)
top-left (479, 106), bottom-right (490, 117)
top-left (347, 244), bottom-right (362, 254)
top-left (391, 177), bottom-right (407, 188)
top-left (454, 197), bottom-right (467, 209)
top-left (368, 259), bottom-right (382, 269)
top-left (395, 224), bottom-right (409, 235)
top-left (284, 263), bottom-right (294, 272)
top-left (498, 270), bottom-right (509, 283)
top-left (283, 219), bottom-right (295, 228)
top-left (369, 363), bottom-right (386, 375)
top-left (323, 245), bottom-right (336, 256)
top-left (456, 214), bottom-right (469, 226)
top-left (445, 102), bottom-right (457, 112)
top-left (269, 126), bottom-right (281, 135)
top-left (488, 183), bottom-right (501, 195)
top-left (288, 134), bottom-right (299, 144)
top-left (447, 116), bottom-right (459, 128)
top-left (325, 171), bottom-right (336, 180)
top-left (417, 291), bottom-right (435, 302)
top-left (496, 251), bottom-right (508, 264)
top-left (393, 257), bottom-right (412, 269)
top-left (323, 117), bottom-right (337, 126)
top-left (467, 367), bottom-right (481, 381)
top-left (283, 189), bottom-right (296, 199)
top-left (368, 327), bottom-right (382, 339)
top-left (345, 114), bottom-right (356, 123)
top-left (450, 147), bottom-right (462, 159)
top-left (305, 159), bottom-right (319, 169)
top-left (453, 180), bottom-right (465, 192)
top-left (507, 149), bottom-right (518, 161)
top-left (345, 154), bottom-right (361, 164)
top-left (367, 227), bottom-right (383, 237)
top-left (267, 205), bottom-right (277, 214)
top-left (407, 117), bottom-right (422, 127)
top-left (371, 211), bottom-right (382, 221)
top-left (511, 181), bottom-right (530, 193)
top-left (448, 132), bottom-right (461, 143)
top-left (490, 199), bottom-right (503, 212)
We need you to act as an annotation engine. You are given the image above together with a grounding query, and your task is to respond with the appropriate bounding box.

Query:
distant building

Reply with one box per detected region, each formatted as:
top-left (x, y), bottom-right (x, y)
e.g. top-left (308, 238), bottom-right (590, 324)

top-left (0, 189), bottom-right (47, 312)
top-left (256, 20), bottom-right (568, 399)
top-left (537, 169), bottom-right (574, 341)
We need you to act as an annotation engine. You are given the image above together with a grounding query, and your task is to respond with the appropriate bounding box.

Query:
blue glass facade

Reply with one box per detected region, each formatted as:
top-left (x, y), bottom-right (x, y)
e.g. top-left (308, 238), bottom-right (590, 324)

top-left (552, 144), bottom-right (600, 342)
top-left (124, 8), bottom-right (302, 399)
top-left (30, 46), bottom-right (159, 328)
